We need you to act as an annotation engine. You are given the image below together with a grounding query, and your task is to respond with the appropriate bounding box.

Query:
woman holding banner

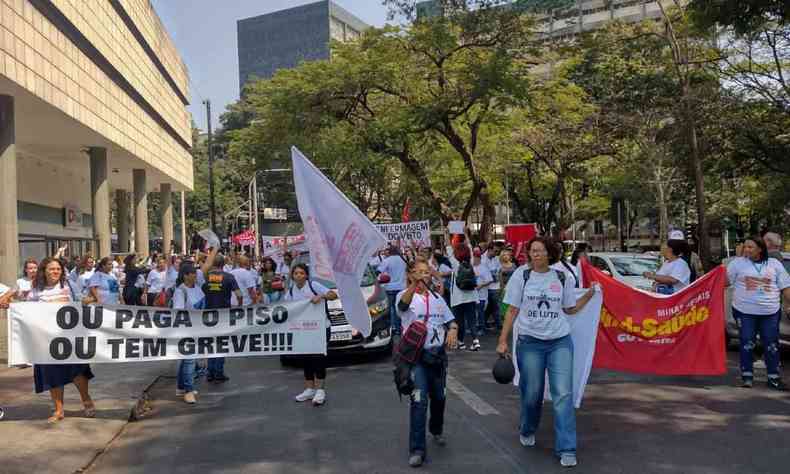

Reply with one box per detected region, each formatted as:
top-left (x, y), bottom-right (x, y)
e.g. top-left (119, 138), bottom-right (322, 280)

top-left (1, 257), bottom-right (96, 423)
top-left (497, 237), bottom-right (599, 468)
top-left (85, 257), bottom-right (121, 306)
top-left (726, 236), bottom-right (790, 390)
top-left (172, 263), bottom-right (206, 404)
top-left (284, 263), bottom-right (338, 406)
top-left (643, 239), bottom-right (691, 295)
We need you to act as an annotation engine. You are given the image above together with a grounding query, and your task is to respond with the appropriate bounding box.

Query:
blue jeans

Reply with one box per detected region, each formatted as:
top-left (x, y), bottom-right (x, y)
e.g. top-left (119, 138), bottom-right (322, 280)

top-left (735, 308), bottom-right (781, 379)
top-left (177, 359), bottom-right (196, 392)
top-left (409, 360), bottom-right (446, 454)
top-left (453, 302), bottom-right (478, 344)
top-left (516, 334), bottom-right (576, 455)
top-left (208, 357), bottom-right (225, 378)
top-left (487, 289), bottom-right (501, 329)
top-left (477, 300), bottom-right (488, 333)
top-left (266, 291), bottom-right (281, 304)
top-left (387, 290), bottom-right (402, 336)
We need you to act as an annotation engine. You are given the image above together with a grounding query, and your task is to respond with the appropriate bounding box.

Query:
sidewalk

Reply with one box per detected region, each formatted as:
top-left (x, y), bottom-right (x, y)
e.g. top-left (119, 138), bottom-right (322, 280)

top-left (0, 361), bottom-right (175, 474)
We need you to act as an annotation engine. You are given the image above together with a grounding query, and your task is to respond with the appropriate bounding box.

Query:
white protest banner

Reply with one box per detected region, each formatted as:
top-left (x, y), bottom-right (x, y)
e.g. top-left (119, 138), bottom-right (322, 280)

top-left (8, 300), bottom-right (326, 365)
top-left (512, 290), bottom-right (602, 408)
top-left (261, 234), bottom-right (308, 258)
top-left (448, 221), bottom-right (465, 235)
top-left (292, 147), bottom-right (386, 337)
top-left (376, 220), bottom-right (431, 248)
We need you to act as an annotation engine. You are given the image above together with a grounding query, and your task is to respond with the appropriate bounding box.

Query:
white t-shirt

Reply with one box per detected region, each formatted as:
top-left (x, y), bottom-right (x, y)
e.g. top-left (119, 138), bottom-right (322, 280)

top-left (15, 278), bottom-right (33, 297)
top-left (503, 267), bottom-right (577, 340)
top-left (165, 267), bottom-right (179, 290)
top-left (27, 283), bottom-right (74, 303)
top-left (146, 269), bottom-right (168, 294)
top-left (223, 264), bottom-right (235, 273)
top-left (656, 258), bottom-right (691, 292)
top-left (76, 270), bottom-right (95, 297)
top-left (230, 268), bottom-right (258, 306)
top-left (396, 289), bottom-right (455, 349)
top-left (282, 281), bottom-right (330, 302)
top-left (378, 255), bottom-right (408, 292)
top-left (446, 245), bottom-right (479, 307)
top-left (88, 271), bottom-right (120, 305)
top-left (474, 263), bottom-right (493, 302)
top-left (551, 261), bottom-right (580, 289)
top-left (196, 269), bottom-right (206, 287)
top-left (483, 255), bottom-right (502, 290)
top-left (172, 284), bottom-right (206, 310)
top-left (727, 257), bottom-right (790, 315)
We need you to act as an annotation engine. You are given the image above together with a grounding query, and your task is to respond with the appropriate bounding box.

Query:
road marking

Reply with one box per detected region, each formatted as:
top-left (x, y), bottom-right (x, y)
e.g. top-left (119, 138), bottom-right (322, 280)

top-left (446, 374), bottom-right (500, 416)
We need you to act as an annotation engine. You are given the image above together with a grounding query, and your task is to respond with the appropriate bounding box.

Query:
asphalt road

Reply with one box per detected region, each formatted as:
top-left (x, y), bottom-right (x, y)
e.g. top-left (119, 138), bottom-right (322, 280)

top-left (88, 334), bottom-right (790, 474)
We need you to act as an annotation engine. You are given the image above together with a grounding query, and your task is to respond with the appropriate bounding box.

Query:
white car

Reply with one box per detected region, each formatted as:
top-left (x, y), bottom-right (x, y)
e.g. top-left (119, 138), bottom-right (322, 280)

top-left (587, 252), bottom-right (660, 292)
top-left (724, 252), bottom-right (790, 348)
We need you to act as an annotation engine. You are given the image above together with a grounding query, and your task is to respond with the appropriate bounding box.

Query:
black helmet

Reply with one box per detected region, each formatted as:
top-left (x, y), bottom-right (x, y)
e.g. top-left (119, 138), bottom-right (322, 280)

top-left (492, 355), bottom-right (515, 384)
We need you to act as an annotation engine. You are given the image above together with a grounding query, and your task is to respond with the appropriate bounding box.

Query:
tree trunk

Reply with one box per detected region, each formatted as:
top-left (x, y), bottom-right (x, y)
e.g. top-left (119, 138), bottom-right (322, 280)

top-left (683, 89), bottom-right (711, 269)
top-left (396, 148), bottom-right (453, 225)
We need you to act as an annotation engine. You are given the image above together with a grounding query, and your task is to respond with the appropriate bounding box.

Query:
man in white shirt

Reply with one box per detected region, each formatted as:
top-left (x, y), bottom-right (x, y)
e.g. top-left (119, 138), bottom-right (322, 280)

top-left (378, 245), bottom-right (408, 337)
top-left (230, 255), bottom-right (259, 306)
top-left (482, 244), bottom-right (503, 331)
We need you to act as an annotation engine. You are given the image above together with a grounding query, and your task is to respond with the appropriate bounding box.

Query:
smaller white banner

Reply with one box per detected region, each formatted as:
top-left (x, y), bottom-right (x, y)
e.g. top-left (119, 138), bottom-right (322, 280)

top-left (376, 220), bottom-right (431, 248)
top-left (448, 221), bottom-right (465, 235)
top-left (8, 300), bottom-right (327, 365)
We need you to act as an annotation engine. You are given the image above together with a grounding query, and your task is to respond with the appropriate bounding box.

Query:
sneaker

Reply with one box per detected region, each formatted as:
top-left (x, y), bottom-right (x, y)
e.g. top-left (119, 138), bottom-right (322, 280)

top-left (295, 388), bottom-right (316, 402)
top-left (741, 377), bottom-right (754, 388)
top-left (519, 434), bottom-right (535, 447)
top-left (754, 359), bottom-right (766, 369)
top-left (176, 389), bottom-right (198, 397)
top-left (408, 452), bottom-right (424, 468)
top-left (560, 453), bottom-right (578, 467)
top-left (183, 391), bottom-right (197, 404)
top-left (433, 434), bottom-right (447, 446)
top-left (212, 374), bottom-right (230, 384)
top-left (313, 389), bottom-right (326, 406)
top-left (457, 342), bottom-right (467, 351)
top-left (767, 378), bottom-right (787, 391)
top-left (470, 339), bottom-right (481, 351)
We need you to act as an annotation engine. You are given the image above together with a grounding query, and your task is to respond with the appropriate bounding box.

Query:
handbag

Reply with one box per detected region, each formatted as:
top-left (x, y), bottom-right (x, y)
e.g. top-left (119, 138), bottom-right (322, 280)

top-left (271, 276), bottom-right (284, 291)
top-left (153, 290), bottom-right (168, 307)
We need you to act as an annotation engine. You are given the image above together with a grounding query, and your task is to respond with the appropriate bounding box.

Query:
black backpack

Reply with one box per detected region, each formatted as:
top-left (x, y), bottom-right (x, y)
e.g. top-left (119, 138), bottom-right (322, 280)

top-left (455, 262), bottom-right (477, 291)
top-left (521, 268), bottom-right (566, 291)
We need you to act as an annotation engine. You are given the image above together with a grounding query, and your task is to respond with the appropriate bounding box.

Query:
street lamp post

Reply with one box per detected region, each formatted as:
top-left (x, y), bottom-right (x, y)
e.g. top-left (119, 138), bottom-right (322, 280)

top-left (248, 168), bottom-right (290, 259)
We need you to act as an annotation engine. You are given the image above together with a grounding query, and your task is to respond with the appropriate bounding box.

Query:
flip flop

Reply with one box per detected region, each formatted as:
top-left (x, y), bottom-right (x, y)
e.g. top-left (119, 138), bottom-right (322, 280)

top-left (48, 413), bottom-right (65, 424)
top-left (83, 403), bottom-right (96, 418)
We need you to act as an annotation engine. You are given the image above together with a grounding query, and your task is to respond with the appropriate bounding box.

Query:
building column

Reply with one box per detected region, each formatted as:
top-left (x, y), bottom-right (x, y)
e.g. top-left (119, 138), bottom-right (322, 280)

top-left (116, 189), bottom-right (130, 252)
top-left (160, 183), bottom-right (173, 255)
top-left (180, 191), bottom-right (187, 254)
top-left (0, 96), bottom-right (18, 287)
top-left (133, 169), bottom-right (149, 259)
top-left (89, 148), bottom-right (111, 258)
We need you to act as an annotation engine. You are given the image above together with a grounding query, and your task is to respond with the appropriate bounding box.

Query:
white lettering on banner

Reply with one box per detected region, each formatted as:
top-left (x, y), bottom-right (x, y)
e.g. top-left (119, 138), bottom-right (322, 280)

top-left (291, 147), bottom-right (386, 337)
top-left (7, 301), bottom-right (326, 365)
top-left (375, 221), bottom-right (431, 248)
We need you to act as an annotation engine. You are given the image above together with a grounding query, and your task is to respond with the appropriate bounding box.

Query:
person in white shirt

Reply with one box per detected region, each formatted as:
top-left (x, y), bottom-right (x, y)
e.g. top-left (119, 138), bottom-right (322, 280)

top-left (172, 263), bottom-right (206, 404)
top-left (378, 246), bottom-right (409, 338)
top-left (726, 236), bottom-right (790, 390)
top-left (497, 237), bottom-right (600, 469)
top-left (482, 244), bottom-right (503, 330)
top-left (283, 263), bottom-right (338, 406)
top-left (396, 259), bottom-right (458, 467)
top-left (445, 233), bottom-right (479, 351)
top-left (143, 257), bottom-right (168, 306)
top-left (86, 257), bottom-right (120, 305)
top-left (643, 240), bottom-right (691, 295)
top-left (15, 258), bottom-right (38, 300)
top-left (74, 255), bottom-right (95, 298)
top-left (472, 249), bottom-right (493, 339)
top-left (230, 255), bottom-right (259, 306)
top-left (164, 255), bottom-right (182, 291)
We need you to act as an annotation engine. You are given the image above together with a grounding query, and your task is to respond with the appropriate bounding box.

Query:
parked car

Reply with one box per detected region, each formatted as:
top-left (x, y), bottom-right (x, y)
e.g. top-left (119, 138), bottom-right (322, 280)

top-left (281, 253), bottom-right (391, 365)
top-left (724, 252), bottom-right (790, 349)
top-left (587, 252), bottom-right (660, 292)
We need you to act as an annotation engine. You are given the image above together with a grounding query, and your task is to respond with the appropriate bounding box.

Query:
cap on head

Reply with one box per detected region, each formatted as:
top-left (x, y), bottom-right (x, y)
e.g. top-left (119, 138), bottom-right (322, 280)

top-left (668, 230), bottom-right (685, 241)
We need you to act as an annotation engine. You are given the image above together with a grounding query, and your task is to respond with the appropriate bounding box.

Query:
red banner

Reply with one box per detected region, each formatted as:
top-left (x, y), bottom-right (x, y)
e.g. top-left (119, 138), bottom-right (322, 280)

top-left (581, 259), bottom-right (727, 375)
top-left (232, 229), bottom-right (256, 246)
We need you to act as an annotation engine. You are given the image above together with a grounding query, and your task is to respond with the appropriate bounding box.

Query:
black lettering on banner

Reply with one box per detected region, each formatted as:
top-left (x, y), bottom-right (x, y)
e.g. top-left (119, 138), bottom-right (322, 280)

top-left (278, 333), bottom-right (286, 351)
top-left (153, 310), bottom-right (172, 328)
top-left (229, 308), bottom-right (245, 326)
top-left (263, 333), bottom-right (270, 352)
top-left (216, 335), bottom-right (230, 353)
top-left (179, 338), bottom-right (195, 355)
top-left (173, 310), bottom-right (192, 328)
top-left (249, 333), bottom-right (262, 351)
top-left (132, 310), bottom-right (153, 329)
top-left (272, 306), bottom-right (288, 324)
top-left (83, 306), bottom-right (103, 329)
top-left (143, 338), bottom-right (166, 357)
top-left (115, 309), bottom-right (134, 328)
top-left (255, 306), bottom-right (270, 325)
top-left (74, 336), bottom-right (96, 359)
top-left (231, 335), bottom-right (248, 352)
top-left (107, 338), bottom-right (124, 359)
top-left (287, 333), bottom-right (293, 351)
top-left (50, 337), bottom-right (71, 360)
top-left (202, 310), bottom-right (219, 327)
top-left (126, 338), bottom-right (140, 358)
top-left (197, 337), bottom-right (214, 354)
top-left (245, 307), bottom-right (255, 326)
top-left (56, 306), bottom-right (79, 330)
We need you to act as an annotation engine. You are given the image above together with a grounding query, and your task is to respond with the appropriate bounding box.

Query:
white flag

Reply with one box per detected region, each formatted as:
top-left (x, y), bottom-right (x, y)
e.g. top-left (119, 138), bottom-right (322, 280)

top-left (291, 147), bottom-right (386, 337)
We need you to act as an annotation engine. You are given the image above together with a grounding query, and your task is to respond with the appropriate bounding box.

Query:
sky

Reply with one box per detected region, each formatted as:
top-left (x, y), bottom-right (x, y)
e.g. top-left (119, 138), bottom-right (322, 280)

top-left (151, 0), bottom-right (391, 132)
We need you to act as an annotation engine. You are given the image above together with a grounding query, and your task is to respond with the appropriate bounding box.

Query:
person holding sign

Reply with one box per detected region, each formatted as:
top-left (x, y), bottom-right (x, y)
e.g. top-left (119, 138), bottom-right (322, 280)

top-left (172, 263), bottom-right (206, 404)
top-left (397, 259), bottom-right (458, 467)
top-left (283, 263), bottom-right (338, 406)
top-left (726, 236), bottom-right (790, 390)
top-left (497, 237), bottom-right (600, 468)
top-left (1, 257), bottom-right (96, 423)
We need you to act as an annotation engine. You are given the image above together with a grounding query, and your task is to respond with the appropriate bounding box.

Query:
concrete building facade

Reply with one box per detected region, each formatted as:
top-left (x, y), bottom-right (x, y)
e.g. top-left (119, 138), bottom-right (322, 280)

top-left (0, 0), bottom-right (192, 288)
top-left (237, 0), bottom-right (368, 91)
